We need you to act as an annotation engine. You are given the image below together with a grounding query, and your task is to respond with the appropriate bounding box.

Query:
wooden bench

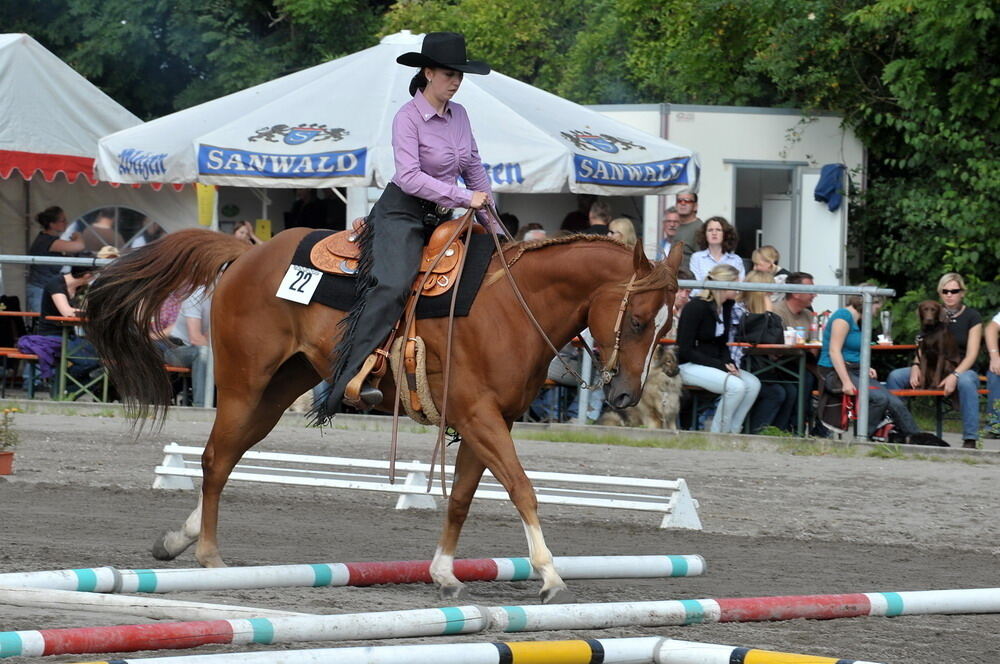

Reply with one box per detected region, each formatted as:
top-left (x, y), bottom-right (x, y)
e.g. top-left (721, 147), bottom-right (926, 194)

top-left (890, 388), bottom-right (990, 438)
top-left (0, 348), bottom-right (40, 398)
top-left (152, 443), bottom-right (702, 530)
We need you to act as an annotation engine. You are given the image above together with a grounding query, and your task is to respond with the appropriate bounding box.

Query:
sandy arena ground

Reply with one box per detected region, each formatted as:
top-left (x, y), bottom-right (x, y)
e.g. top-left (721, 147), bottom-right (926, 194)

top-left (0, 409), bottom-right (998, 663)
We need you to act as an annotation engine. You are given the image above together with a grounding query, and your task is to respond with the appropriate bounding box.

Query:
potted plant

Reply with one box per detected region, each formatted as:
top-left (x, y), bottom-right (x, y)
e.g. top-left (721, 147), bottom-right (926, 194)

top-left (0, 407), bottom-right (20, 474)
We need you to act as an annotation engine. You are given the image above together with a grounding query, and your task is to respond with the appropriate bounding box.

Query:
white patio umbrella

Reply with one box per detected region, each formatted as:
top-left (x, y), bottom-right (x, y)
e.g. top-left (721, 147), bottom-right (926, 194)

top-left (96, 31), bottom-right (698, 196)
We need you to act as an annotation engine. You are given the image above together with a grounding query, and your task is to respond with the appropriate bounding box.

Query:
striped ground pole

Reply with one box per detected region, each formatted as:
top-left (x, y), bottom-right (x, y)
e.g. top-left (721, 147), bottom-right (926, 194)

top-left (54, 637), bottom-right (884, 664)
top-left (0, 606), bottom-right (488, 658)
top-left (2, 588), bottom-right (995, 659)
top-left (656, 638), bottom-right (884, 664)
top-left (488, 588), bottom-right (1000, 631)
top-left (0, 555), bottom-right (703, 593)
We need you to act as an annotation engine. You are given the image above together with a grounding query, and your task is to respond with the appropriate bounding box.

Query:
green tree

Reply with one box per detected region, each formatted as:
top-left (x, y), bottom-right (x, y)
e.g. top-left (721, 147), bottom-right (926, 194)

top-left (754, 0), bottom-right (1000, 311)
top-left (2, 0), bottom-right (383, 118)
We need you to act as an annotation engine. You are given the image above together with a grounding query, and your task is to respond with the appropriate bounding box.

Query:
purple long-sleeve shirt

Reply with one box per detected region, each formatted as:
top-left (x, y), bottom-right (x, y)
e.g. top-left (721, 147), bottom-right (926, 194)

top-left (391, 92), bottom-right (499, 231)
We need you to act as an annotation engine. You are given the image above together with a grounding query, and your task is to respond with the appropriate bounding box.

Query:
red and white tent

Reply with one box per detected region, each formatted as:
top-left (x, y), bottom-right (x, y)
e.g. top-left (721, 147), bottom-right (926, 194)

top-left (0, 34), bottom-right (195, 300)
top-left (0, 34), bottom-right (140, 184)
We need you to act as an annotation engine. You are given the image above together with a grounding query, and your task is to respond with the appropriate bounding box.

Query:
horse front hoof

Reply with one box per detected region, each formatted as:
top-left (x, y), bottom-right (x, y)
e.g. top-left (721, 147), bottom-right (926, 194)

top-left (151, 532), bottom-right (179, 561)
top-left (540, 585), bottom-right (576, 605)
top-left (438, 583), bottom-right (468, 601)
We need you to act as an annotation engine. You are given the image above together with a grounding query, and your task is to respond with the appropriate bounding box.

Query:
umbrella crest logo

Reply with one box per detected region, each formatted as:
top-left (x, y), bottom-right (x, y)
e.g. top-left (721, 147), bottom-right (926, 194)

top-left (561, 130), bottom-right (647, 154)
top-left (248, 124), bottom-right (349, 145)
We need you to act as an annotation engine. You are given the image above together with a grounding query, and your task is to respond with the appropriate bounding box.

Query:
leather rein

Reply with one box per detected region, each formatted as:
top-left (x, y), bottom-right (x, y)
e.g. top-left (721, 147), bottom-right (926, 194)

top-left (486, 206), bottom-right (637, 390)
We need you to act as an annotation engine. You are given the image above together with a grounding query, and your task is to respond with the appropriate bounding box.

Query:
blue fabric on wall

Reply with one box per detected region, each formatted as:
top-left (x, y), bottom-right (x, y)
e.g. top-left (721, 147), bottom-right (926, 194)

top-left (814, 163), bottom-right (847, 212)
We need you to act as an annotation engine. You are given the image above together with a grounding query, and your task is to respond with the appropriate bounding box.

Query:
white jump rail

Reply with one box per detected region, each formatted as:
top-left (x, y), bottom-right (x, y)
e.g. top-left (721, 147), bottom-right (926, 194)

top-left (153, 443), bottom-right (701, 529)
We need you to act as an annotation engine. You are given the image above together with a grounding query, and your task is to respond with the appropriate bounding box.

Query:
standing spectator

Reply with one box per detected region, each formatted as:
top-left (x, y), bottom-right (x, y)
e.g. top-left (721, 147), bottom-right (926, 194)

top-left (82, 208), bottom-right (125, 252)
top-left (284, 189), bottom-right (327, 229)
top-left (582, 200), bottom-right (612, 235)
top-left (676, 263), bottom-right (761, 433)
top-left (690, 216), bottom-right (746, 283)
top-left (984, 310), bottom-right (1000, 439)
top-left (658, 206), bottom-right (681, 260)
top-left (772, 271), bottom-right (816, 329)
top-left (164, 287), bottom-right (212, 408)
top-left (673, 192), bottom-right (702, 269)
top-left (26, 206), bottom-right (85, 313)
top-left (608, 217), bottom-right (637, 247)
top-left (886, 273), bottom-right (983, 448)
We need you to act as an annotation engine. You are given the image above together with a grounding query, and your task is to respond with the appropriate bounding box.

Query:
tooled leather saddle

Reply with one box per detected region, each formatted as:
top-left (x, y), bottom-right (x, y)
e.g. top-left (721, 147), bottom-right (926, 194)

top-left (309, 218), bottom-right (485, 298)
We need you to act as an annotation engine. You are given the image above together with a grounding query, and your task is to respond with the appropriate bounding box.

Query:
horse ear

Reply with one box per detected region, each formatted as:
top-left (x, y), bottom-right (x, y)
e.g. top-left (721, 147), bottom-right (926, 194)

top-left (632, 239), bottom-right (653, 276)
top-left (664, 241), bottom-right (684, 276)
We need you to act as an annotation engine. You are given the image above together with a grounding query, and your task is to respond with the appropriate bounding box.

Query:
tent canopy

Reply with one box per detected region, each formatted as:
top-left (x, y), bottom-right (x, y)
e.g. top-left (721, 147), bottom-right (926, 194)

top-left (0, 34), bottom-right (141, 184)
top-left (97, 31), bottom-right (698, 196)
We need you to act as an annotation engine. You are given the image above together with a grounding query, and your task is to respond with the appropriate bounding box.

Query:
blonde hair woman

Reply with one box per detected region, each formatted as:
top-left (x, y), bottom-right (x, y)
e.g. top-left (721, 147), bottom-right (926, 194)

top-left (676, 263), bottom-right (761, 433)
top-left (608, 217), bottom-right (637, 247)
top-left (885, 272), bottom-right (983, 448)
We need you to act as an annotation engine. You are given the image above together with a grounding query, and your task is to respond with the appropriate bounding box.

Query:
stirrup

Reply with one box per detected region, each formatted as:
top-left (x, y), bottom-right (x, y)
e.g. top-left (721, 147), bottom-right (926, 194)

top-left (343, 354), bottom-right (382, 408)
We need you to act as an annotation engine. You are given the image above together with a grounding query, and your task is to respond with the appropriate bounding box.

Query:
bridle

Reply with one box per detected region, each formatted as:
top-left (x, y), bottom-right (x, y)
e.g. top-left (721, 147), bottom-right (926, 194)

top-left (487, 207), bottom-right (640, 391)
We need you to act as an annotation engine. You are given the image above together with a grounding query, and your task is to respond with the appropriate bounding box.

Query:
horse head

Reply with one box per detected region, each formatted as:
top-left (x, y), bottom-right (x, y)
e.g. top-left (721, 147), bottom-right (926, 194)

top-left (589, 241), bottom-right (684, 410)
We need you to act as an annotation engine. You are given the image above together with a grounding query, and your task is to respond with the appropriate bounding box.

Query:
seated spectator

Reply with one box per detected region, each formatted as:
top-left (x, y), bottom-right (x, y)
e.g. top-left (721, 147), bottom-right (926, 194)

top-left (19, 260), bottom-right (100, 384)
top-left (773, 271), bottom-right (816, 329)
top-left (608, 217), bottom-right (638, 247)
top-left (582, 200), bottom-right (612, 236)
top-left (885, 272), bottom-right (983, 448)
top-left (985, 310), bottom-right (1000, 439)
top-left (163, 287), bottom-right (213, 408)
top-left (233, 220), bottom-right (264, 245)
top-left (817, 285), bottom-right (928, 441)
top-left (733, 271), bottom-right (796, 434)
top-left (690, 216), bottom-right (746, 283)
top-left (676, 264), bottom-right (760, 433)
top-left (514, 223), bottom-right (544, 242)
top-left (499, 212), bottom-right (520, 238)
top-left (26, 206), bottom-right (85, 313)
top-left (671, 268), bottom-right (694, 335)
top-left (96, 245), bottom-right (120, 260)
top-left (559, 210), bottom-right (589, 234)
top-left (752, 245), bottom-right (790, 278)
top-left (530, 338), bottom-right (603, 423)
top-left (522, 228), bottom-right (547, 242)
top-left (673, 193), bottom-right (702, 270)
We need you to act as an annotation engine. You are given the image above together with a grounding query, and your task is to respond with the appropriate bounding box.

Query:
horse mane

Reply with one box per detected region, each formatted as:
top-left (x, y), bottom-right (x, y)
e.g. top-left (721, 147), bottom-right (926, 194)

top-left (487, 233), bottom-right (676, 292)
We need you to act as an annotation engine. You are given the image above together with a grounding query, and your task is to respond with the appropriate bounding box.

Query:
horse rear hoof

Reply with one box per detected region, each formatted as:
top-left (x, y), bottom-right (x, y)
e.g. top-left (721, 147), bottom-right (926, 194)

top-left (439, 583), bottom-right (468, 601)
top-left (540, 586), bottom-right (576, 604)
top-left (151, 533), bottom-right (179, 561)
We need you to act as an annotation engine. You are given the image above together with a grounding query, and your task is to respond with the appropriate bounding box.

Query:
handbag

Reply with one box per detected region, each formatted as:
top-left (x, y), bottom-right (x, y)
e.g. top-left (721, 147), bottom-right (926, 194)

top-left (735, 311), bottom-right (784, 345)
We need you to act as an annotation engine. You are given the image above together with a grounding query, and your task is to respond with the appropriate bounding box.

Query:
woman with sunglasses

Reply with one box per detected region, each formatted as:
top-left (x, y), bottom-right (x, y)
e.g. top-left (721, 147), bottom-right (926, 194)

top-left (886, 273), bottom-right (983, 448)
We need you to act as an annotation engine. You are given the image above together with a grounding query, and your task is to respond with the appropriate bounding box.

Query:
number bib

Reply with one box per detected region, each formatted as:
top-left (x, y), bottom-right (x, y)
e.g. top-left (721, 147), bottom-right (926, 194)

top-left (276, 265), bottom-right (322, 304)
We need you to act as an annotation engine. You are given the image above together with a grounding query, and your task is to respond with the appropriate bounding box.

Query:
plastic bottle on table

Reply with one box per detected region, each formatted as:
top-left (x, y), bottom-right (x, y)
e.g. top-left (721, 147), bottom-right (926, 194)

top-left (808, 313), bottom-right (819, 343)
top-left (795, 326), bottom-right (806, 345)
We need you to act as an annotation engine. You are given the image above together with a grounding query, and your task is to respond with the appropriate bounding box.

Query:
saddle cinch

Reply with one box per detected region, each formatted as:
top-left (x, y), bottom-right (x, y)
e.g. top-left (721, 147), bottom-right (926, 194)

top-left (309, 218), bottom-right (485, 298)
top-left (310, 217), bottom-right (486, 414)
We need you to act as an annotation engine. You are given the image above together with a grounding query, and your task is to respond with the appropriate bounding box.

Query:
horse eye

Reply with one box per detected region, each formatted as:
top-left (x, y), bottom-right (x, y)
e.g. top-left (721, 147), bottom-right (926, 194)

top-left (630, 315), bottom-right (644, 332)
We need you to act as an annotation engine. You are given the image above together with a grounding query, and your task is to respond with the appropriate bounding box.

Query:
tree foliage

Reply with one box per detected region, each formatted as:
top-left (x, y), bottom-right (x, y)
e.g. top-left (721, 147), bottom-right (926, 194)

top-left (1, 0), bottom-right (383, 119)
top-left (3, 0), bottom-right (997, 313)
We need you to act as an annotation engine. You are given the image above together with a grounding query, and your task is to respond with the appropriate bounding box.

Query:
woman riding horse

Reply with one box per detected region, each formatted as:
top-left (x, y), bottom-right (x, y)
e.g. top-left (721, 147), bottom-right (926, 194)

top-left (328, 32), bottom-right (503, 413)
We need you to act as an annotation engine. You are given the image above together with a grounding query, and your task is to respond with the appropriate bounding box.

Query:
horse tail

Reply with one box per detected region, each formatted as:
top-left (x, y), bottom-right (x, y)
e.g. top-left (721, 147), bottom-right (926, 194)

top-left (83, 229), bottom-right (251, 425)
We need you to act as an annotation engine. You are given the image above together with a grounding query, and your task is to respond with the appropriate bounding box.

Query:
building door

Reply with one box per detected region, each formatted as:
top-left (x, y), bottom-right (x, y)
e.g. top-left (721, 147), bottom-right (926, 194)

top-left (732, 165), bottom-right (794, 268)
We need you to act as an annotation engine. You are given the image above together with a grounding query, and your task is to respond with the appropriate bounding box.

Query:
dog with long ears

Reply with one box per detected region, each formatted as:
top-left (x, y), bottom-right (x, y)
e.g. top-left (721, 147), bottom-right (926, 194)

top-left (915, 300), bottom-right (962, 390)
top-left (598, 344), bottom-right (682, 430)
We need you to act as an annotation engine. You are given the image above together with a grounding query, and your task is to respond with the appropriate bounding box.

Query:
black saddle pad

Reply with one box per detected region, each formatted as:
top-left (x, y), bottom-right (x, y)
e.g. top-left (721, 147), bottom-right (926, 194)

top-left (290, 230), bottom-right (495, 319)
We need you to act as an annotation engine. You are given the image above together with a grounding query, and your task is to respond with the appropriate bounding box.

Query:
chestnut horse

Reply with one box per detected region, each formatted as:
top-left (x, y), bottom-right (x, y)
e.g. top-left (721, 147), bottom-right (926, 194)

top-left (85, 228), bottom-right (683, 603)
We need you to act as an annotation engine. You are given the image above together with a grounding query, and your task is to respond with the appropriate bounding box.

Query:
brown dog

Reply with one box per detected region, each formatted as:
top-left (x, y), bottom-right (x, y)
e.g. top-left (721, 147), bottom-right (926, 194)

top-left (598, 344), bottom-right (681, 429)
top-left (916, 300), bottom-right (961, 389)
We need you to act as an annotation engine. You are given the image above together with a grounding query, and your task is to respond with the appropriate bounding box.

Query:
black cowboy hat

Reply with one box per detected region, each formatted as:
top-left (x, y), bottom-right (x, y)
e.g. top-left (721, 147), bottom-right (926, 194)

top-left (396, 32), bottom-right (491, 75)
